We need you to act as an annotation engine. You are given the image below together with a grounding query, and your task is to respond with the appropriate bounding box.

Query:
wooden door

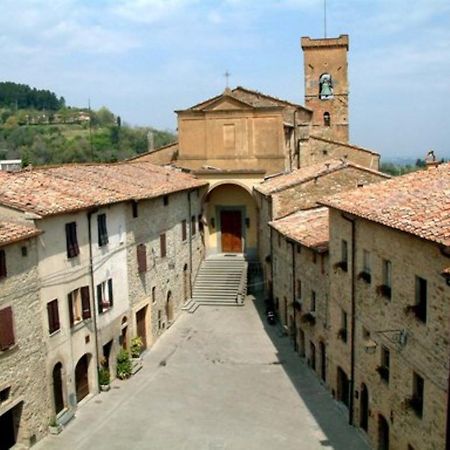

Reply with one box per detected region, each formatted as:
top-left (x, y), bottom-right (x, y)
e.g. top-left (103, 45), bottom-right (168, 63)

top-left (53, 363), bottom-right (64, 414)
top-left (75, 354), bottom-right (89, 403)
top-left (220, 210), bottom-right (242, 253)
top-left (360, 384), bottom-right (369, 431)
top-left (136, 306), bottom-right (147, 350)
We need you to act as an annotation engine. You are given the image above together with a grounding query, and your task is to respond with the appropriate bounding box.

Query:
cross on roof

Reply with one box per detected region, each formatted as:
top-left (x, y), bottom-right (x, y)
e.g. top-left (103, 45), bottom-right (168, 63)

top-left (224, 71), bottom-right (231, 89)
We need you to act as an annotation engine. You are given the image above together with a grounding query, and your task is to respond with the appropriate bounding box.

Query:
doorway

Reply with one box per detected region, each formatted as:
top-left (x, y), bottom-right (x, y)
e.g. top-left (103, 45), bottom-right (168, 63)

top-left (75, 354), bottom-right (90, 403)
top-left (183, 264), bottom-right (190, 303)
top-left (220, 210), bottom-right (242, 253)
top-left (136, 306), bottom-right (148, 350)
top-left (166, 291), bottom-right (174, 323)
top-left (0, 403), bottom-right (22, 450)
top-left (360, 383), bottom-right (369, 432)
top-left (309, 341), bottom-right (316, 371)
top-left (319, 341), bottom-right (326, 382)
top-left (378, 414), bottom-right (389, 450)
top-left (337, 366), bottom-right (350, 407)
top-left (52, 362), bottom-right (65, 415)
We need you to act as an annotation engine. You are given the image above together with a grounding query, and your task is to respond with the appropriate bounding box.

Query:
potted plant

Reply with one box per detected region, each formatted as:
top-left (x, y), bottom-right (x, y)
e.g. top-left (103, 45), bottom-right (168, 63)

top-left (48, 416), bottom-right (62, 435)
top-left (130, 336), bottom-right (144, 375)
top-left (116, 349), bottom-right (132, 380)
top-left (98, 366), bottom-right (111, 391)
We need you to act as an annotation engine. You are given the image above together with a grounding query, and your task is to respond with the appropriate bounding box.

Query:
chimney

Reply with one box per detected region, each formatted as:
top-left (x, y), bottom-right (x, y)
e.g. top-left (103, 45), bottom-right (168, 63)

top-left (425, 150), bottom-right (440, 169)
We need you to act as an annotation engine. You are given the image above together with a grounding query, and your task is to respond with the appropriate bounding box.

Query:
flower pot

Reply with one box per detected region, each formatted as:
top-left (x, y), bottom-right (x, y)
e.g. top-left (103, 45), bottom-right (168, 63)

top-left (48, 424), bottom-right (62, 435)
top-left (100, 384), bottom-right (111, 392)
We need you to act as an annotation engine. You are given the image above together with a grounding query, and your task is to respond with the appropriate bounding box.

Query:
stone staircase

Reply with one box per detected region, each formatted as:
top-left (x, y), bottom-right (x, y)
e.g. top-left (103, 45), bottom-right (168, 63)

top-left (182, 254), bottom-right (248, 313)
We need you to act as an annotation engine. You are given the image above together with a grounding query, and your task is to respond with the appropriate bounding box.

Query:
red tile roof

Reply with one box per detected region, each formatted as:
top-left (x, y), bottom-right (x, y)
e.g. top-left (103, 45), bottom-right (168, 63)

top-left (269, 207), bottom-right (329, 252)
top-left (0, 220), bottom-right (41, 247)
top-left (0, 161), bottom-right (207, 217)
top-left (254, 159), bottom-right (389, 195)
top-left (321, 163), bottom-right (450, 246)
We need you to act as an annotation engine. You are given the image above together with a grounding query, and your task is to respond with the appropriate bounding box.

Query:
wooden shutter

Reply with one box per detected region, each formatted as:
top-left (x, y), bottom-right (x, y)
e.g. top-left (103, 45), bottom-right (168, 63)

top-left (137, 244), bottom-right (147, 273)
top-left (97, 284), bottom-right (103, 314)
top-left (108, 279), bottom-right (113, 307)
top-left (47, 299), bottom-right (60, 334)
top-left (66, 222), bottom-right (79, 258)
top-left (0, 249), bottom-right (6, 278)
top-left (98, 214), bottom-right (108, 247)
top-left (0, 306), bottom-right (15, 350)
top-left (81, 286), bottom-right (91, 319)
top-left (68, 294), bottom-right (74, 327)
top-left (160, 234), bottom-right (166, 258)
top-left (181, 220), bottom-right (187, 242)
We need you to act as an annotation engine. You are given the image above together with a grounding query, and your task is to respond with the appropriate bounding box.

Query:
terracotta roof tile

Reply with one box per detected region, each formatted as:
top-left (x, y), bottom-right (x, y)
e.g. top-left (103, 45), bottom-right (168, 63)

top-left (269, 207), bottom-right (329, 252)
top-left (254, 159), bottom-right (389, 196)
top-left (320, 163), bottom-right (450, 246)
top-left (0, 220), bottom-right (41, 246)
top-left (0, 161), bottom-right (207, 217)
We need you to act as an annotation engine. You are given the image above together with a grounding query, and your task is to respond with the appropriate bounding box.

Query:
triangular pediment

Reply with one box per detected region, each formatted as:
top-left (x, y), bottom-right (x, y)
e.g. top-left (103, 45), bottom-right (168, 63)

top-left (201, 94), bottom-right (255, 111)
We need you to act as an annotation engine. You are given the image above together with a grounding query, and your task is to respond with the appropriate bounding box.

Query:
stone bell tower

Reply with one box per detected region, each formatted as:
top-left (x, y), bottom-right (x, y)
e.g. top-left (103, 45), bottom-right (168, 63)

top-left (301, 34), bottom-right (349, 143)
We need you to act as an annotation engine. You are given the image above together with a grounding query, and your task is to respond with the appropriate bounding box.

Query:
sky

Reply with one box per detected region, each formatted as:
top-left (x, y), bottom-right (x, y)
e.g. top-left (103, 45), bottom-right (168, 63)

top-left (1, 0), bottom-right (449, 161)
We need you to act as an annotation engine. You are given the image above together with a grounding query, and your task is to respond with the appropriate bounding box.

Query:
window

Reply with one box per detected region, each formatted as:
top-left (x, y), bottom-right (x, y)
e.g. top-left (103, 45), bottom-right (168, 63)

top-left (181, 220), bottom-right (187, 242)
top-left (158, 310), bottom-right (162, 329)
top-left (296, 279), bottom-right (302, 299)
top-left (338, 309), bottom-right (347, 342)
top-left (97, 279), bottom-right (113, 314)
top-left (191, 216), bottom-right (196, 236)
top-left (341, 240), bottom-right (348, 267)
top-left (411, 372), bottom-right (424, 417)
top-left (21, 246), bottom-right (27, 257)
top-left (378, 259), bottom-right (392, 299)
top-left (163, 195), bottom-right (169, 206)
top-left (0, 306), bottom-right (15, 351)
top-left (414, 276), bottom-right (427, 323)
top-left (198, 215), bottom-right (203, 233)
top-left (160, 234), bottom-right (166, 258)
top-left (65, 222), bottom-right (79, 258)
top-left (323, 112), bottom-right (331, 126)
top-left (0, 249), bottom-right (6, 279)
top-left (132, 201), bottom-right (138, 218)
top-left (68, 286), bottom-right (91, 326)
top-left (137, 244), bottom-right (147, 273)
top-left (47, 299), bottom-right (60, 334)
top-left (152, 287), bottom-right (156, 304)
top-left (363, 250), bottom-right (371, 274)
top-left (97, 214), bottom-right (109, 247)
top-left (378, 346), bottom-right (390, 383)
top-left (311, 291), bottom-right (316, 312)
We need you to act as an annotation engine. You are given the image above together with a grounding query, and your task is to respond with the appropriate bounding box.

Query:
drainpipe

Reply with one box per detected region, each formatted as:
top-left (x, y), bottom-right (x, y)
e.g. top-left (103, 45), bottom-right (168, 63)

top-left (87, 210), bottom-right (101, 390)
top-left (342, 212), bottom-right (356, 426)
top-left (293, 109), bottom-right (298, 170)
top-left (291, 240), bottom-right (297, 351)
top-left (269, 196), bottom-right (274, 301)
top-left (188, 190), bottom-right (193, 297)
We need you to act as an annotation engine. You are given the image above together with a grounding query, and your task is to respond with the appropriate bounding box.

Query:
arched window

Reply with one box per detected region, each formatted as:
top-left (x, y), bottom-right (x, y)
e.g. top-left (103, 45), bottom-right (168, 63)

top-left (323, 112), bottom-right (331, 126)
top-left (319, 73), bottom-right (333, 99)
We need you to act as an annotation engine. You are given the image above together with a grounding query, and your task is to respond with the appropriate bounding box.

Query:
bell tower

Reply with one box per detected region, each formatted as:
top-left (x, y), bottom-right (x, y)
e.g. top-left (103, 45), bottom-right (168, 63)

top-left (301, 34), bottom-right (349, 143)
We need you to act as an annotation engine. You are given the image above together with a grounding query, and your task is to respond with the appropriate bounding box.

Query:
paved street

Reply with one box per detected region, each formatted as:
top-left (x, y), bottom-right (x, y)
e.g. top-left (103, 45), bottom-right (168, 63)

top-left (36, 296), bottom-right (370, 450)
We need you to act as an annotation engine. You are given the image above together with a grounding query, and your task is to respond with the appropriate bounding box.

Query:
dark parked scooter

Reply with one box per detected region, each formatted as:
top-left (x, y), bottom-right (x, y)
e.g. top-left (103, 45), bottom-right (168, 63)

top-left (266, 310), bottom-right (276, 325)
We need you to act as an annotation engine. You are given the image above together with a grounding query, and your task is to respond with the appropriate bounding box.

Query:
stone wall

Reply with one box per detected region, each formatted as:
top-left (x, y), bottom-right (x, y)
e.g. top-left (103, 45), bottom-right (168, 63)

top-left (327, 208), bottom-right (449, 450)
top-left (126, 188), bottom-right (205, 345)
top-left (0, 237), bottom-right (50, 447)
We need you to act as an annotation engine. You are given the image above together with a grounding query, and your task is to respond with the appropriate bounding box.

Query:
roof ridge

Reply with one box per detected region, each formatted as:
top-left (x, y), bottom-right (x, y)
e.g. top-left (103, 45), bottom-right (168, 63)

top-left (309, 134), bottom-right (379, 156)
top-left (234, 86), bottom-right (311, 110)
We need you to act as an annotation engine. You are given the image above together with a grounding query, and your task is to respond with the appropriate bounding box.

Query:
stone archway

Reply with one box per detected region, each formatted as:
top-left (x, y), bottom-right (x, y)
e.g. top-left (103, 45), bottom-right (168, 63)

top-left (75, 354), bottom-right (91, 403)
top-left (52, 362), bottom-right (65, 415)
top-left (203, 183), bottom-right (258, 258)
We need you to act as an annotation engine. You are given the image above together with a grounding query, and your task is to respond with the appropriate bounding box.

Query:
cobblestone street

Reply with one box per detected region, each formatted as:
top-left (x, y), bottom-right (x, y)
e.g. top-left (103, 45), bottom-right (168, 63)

top-left (35, 295), bottom-right (370, 450)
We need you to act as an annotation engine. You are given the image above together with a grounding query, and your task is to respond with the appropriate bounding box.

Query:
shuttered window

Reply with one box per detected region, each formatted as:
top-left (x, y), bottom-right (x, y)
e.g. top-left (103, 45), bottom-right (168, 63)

top-left (47, 299), bottom-right (60, 334)
top-left (191, 216), bottom-right (196, 236)
top-left (97, 214), bottom-right (109, 247)
top-left (137, 244), bottom-right (147, 273)
top-left (65, 222), bottom-right (79, 258)
top-left (68, 286), bottom-right (90, 326)
top-left (0, 306), bottom-right (15, 351)
top-left (81, 286), bottom-right (91, 320)
top-left (181, 220), bottom-right (187, 242)
top-left (160, 234), bottom-right (166, 258)
top-left (0, 249), bottom-right (6, 279)
top-left (97, 279), bottom-right (113, 314)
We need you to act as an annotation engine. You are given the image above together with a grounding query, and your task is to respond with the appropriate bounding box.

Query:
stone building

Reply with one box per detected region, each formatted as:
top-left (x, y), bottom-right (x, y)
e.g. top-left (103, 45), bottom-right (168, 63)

top-left (321, 163), bottom-right (450, 450)
top-left (0, 220), bottom-right (50, 448)
top-left (269, 207), bottom-right (330, 382)
top-left (0, 162), bottom-right (206, 436)
top-left (254, 159), bottom-right (390, 293)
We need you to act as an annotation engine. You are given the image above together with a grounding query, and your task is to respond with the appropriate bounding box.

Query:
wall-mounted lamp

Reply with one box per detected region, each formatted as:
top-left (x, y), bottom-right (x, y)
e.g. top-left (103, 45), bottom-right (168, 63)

top-left (210, 217), bottom-right (215, 229)
top-left (245, 218), bottom-right (250, 228)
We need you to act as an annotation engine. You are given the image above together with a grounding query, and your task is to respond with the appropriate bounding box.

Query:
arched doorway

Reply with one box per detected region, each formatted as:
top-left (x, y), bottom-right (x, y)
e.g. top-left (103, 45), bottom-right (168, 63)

top-left (166, 291), bottom-right (174, 323)
top-left (360, 383), bottom-right (369, 432)
top-left (378, 414), bottom-right (389, 450)
top-left (183, 264), bottom-right (190, 303)
top-left (75, 354), bottom-right (90, 403)
top-left (52, 362), bottom-right (65, 415)
top-left (203, 183), bottom-right (258, 258)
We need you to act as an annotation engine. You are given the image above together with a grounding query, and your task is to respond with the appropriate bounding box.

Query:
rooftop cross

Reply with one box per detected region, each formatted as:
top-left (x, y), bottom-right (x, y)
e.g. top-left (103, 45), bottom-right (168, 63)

top-left (224, 70), bottom-right (231, 89)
